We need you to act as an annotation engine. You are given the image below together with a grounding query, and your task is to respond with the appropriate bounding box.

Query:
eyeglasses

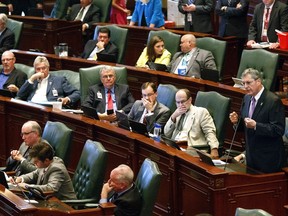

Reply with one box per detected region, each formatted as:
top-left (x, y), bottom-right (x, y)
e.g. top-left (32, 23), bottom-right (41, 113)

top-left (1, 58), bottom-right (14, 62)
top-left (142, 93), bottom-right (155, 98)
top-left (241, 79), bottom-right (257, 86)
top-left (176, 98), bottom-right (189, 105)
top-left (35, 66), bottom-right (48, 71)
top-left (102, 75), bottom-right (114, 79)
top-left (20, 131), bottom-right (35, 137)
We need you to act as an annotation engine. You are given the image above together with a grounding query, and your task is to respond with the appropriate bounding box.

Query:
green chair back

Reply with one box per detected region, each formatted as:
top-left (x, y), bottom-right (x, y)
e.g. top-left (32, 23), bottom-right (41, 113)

top-left (42, 121), bottom-right (73, 164)
top-left (157, 84), bottom-right (178, 113)
top-left (72, 139), bottom-right (108, 200)
top-left (237, 49), bottom-right (279, 91)
top-left (194, 91), bottom-right (231, 153)
top-left (147, 30), bottom-right (181, 57)
top-left (93, 25), bottom-right (128, 64)
top-left (14, 63), bottom-right (34, 79)
top-left (93, 0), bottom-right (112, 22)
top-left (50, 70), bottom-right (80, 90)
top-left (6, 18), bottom-right (23, 49)
top-left (135, 158), bottom-right (162, 216)
top-left (79, 65), bottom-right (127, 103)
top-left (50, 0), bottom-right (69, 19)
top-left (196, 37), bottom-right (227, 81)
top-left (235, 207), bottom-right (272, 216)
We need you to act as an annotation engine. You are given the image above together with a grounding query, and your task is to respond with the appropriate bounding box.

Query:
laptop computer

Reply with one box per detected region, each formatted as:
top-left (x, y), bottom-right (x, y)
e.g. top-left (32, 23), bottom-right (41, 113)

top-left (81, 105), bottom-right (99, 120)
top-left (0, 89), bottom-right (16, 98)
top-left (200, 68), bottom-right (219, 82)
top-left (161, 135), bottom-right (181, 150)
top-left (129, 120), bottom-right (149, 137)
top-left (0, 171), bottom-right (9, 189)
top-left (147, 62), bottom-right (168, 72)
top-left (97, 53), bottom-right (117, 63)
top-left (115, 110), bottom-right (130, 130)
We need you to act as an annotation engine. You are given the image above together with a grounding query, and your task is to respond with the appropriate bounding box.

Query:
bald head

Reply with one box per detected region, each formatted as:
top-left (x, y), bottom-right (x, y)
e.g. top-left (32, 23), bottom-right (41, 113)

top-left (180, 34), bottom-right (196, 53)
top-left (112, 164), bottom-right (134, 186)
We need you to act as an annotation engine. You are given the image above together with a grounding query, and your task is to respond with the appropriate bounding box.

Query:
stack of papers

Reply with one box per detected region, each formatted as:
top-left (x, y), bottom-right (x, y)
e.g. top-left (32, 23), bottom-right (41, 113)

top-left (251, 42), bottom-right (270, 49)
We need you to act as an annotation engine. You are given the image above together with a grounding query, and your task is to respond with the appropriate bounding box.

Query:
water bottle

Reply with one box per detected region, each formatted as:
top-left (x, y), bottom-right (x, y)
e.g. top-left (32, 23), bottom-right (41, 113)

top-left (58, 43), bottom-right (68, 57)
top-left (153, 123), bottom-right (161, 142)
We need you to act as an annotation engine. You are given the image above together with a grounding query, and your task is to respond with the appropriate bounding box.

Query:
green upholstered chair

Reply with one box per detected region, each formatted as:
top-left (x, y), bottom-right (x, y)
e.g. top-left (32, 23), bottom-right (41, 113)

top-left (50, 70), bottom-right (80, 90)
top-left (236, 49), bottom-right (279, 91)
top-left (62, 139), bottom-right (108, 205)
top-left (194, 91), bottom-right (231, 155)
top-left (42, 121), bottom-right (73, 164)
top-left (135, 158), bottom-right (162, 216)
top-left (147, 30), bottom-right (181, 58)
top-left (93, 0), bottom-right (112, 22)
top-left (79, 65), bottom-right (127, 103)
top-left (50, 0), bottom-right (69, 19)
top-left (157, 84), bottom-right (178, 113)
top-left (196, 37), bottom-right (227, 82)
top-left (93, 25), bottom-right (128, 64)
top-left (6, 18), bottom-right (23, 49)
top-left (235, 208), bottom-right (272, 216)
top-left (14, 63), bottom-right (35, 79)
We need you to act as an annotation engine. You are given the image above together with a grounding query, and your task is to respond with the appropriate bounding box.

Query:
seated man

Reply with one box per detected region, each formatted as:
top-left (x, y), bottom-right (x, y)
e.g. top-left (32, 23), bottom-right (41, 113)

top-left (15, 141), bottom-right (77, 200)
top-left (81, 27), bottom-right (118, 62)
top-left (0, 14), bottom-right (15, 56)
top-left (128, 82), bottom-right (170, 133)
top-left (100, 164), bottom-right (142, 216)
top-left (17, 56), bottom-right (80, 107)
top-left (0, 50), bottom-right (27, 94)
top-left (83, 66), bottom-right (135, 122)
top-left (167, 34), bottom-right (216, 78)
top-left (164, 89), bottom-right (219, 158)
top-left (5, 121), bottom-right (43, 176)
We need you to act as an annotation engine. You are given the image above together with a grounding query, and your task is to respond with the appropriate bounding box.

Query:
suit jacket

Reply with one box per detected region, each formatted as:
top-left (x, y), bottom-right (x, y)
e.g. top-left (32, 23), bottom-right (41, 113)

top-left (131, 0), bottom-right (165, 28)
top-left (178, 0), bottom-right (213, 33)
top-left (83, 83), bottom-right (135, 114)
top-left (240, 89), bottom-right (285, 173)
top-left (65, 3), bottom-right (100, 28)
top-left (128, 100), bottom-right (170, 133)
top-left (21, 156), bottom-right (77, 200)
top-left (2, 68), bottom-right (27, 90)
top-left (248, 1), bottom-right (288, 42)
top-left (110, 183), bottom-right (142, 216)
top-left (168, 48), bottom-right (217, 78)
top-left (215, 0), bottom-right (249, 38)
top-left (17, 74), bottom-right (80, 105)
top-left (164, 105), bottom-right (219, 150)
top-left (0, 28), bottom-right (15, 56)
top-left (81, 40), bottom-right (118, 60)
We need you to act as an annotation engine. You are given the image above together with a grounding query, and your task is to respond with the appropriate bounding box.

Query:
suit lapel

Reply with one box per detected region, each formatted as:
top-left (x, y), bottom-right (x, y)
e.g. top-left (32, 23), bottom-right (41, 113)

top-left (46, 76), bottom-right (53, 95)
top-left (172, 53), bottom-right (184, 73)
top-left (252, 90), bottom-right (266, 119)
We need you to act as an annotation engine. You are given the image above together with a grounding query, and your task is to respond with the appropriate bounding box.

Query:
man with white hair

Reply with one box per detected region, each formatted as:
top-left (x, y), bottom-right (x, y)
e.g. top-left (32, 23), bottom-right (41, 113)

top-left (0, 13), bottom-right (15, 56)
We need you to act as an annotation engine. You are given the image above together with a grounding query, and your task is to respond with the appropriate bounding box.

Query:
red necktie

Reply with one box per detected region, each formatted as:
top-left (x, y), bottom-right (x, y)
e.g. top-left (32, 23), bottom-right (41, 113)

top-left (261, 7), bottom-right (270, 42)
top-left (107, 90), bottom-right (113, 110)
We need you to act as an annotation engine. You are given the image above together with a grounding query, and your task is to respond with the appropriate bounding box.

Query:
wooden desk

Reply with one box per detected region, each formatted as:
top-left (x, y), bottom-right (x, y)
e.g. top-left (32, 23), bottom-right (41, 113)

top-left (0, 184), bottom-right (115, 216)
top-left (0, 97), bottom-right (287, 216)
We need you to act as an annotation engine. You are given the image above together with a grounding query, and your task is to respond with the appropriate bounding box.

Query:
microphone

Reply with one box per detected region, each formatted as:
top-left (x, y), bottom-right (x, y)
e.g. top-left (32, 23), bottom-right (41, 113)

top-left (14, 180), bottom-right (31, 203)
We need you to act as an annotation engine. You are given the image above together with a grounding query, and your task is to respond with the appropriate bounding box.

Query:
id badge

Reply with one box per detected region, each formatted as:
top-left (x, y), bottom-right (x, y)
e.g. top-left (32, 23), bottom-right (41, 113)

top-left (97, 91), bottom-right (102, 99)
top-left (52, 88), bottom-right (58, 97)
top-left (187, 13), bottom-right (192, 22)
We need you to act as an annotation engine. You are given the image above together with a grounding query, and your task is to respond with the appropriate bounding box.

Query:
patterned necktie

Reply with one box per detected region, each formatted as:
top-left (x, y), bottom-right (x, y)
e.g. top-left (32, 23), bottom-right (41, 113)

top-left (75, 7), bottom-right (84, 21)
top-left (107, 89), bottom-right (113, 110)
top-left (261, 7), bottom-right (270, 42)
top-left (249, 97), bottom-right (256, 118)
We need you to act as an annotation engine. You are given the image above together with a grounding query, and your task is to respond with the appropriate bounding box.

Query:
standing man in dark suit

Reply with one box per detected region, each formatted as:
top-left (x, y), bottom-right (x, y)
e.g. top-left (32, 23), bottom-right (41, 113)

top-left (81, 27), bottom-right (118, 61)
top-left (17, 56), bottom-right (80, 107)
top-left (0, 50), bottom-right (27, 94)
top-left (83, 66), bottom-right (135, 122)
top-left (247, 0), bottom-right (288, 49)
top-left (0, 14), bottom-right (15, 56)
top-left (128, 82), bottom-right (170, 133)
top-left (100, 164), bottom-right (142, 216)
top-left (178, 0), bottom-right (213, 33)
top-left (230, 68), bottom-right (286, 173)
top-left (168, 34), bottom-right (216, 78)
top-left (15, 141), bottom-right (77, 200)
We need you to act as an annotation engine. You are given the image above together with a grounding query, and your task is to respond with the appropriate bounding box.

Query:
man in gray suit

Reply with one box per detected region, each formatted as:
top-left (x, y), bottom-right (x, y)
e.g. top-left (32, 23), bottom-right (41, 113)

top-left (15, 141), bottom-right (77, 200)
top-left (167, 34), bottom-right (216, 78)
top-left (128, 82), bottom-right (170, 133)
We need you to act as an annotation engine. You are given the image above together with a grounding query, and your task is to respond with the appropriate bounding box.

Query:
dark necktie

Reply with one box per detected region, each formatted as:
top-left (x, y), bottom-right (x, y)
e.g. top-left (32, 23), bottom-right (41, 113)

top-left (177, 114), bottom-right (186, 131)
top-left (261, 7), bottom-right (270, 42)
top-left (110, 192), bottom-right (118, 202)
top-left (107, 90), bottom-right (113, 110)
top-left (75, 7), bottom-right (84, 21)
top-left (39, 169), bottom-right (47, 184)
top-left (249, 97), bottom-right (256, 118)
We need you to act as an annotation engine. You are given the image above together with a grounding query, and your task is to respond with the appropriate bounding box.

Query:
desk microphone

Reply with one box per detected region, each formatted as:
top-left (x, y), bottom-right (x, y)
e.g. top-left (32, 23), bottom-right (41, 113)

top-left (15, 182), bottom-right (31, 203)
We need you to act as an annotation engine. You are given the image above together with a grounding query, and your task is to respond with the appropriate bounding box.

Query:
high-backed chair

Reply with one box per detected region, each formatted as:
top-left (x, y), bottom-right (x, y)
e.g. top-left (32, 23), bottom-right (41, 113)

top-left (196, 37), bottom-right (227, 81)
top-left (6, 18), bottom-right (23, 49)
top-left (42, 121), bottom-right (73, 164)
top-left (135, 158), bottom-right (162, 216)
top-left (93, 25), bottom-right (128, 64)
top-left (79, 65), bottom-right (127, 102)
top-left (236, 49), bottom-right (279, 91)
top-left (147, 30), bottom-right (181, 57)
top-left (194, 91), bottom-right (231, 154)
top-left (93, 0), bottom-right (112, 22)
top-left (157, 84), bottom-right (178, 113)
top-left (14, 63), bottom-right (35, 79)
top-left (235, 207), bottom-right (272, 216)
top-left (50, 0), bottom-right (69, 19)
top-left (50, 70), bottom-right (80, 90)
top-left (62, 139), bottom-right (108, 205)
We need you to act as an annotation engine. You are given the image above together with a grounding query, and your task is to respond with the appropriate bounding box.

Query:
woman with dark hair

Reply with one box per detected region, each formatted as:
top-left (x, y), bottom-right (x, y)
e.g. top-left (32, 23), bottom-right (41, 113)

top-left (136, 35), bottom-right (171, 68)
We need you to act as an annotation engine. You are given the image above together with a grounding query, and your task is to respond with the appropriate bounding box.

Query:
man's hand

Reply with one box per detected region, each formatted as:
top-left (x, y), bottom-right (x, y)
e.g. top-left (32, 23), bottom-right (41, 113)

top-left (244, 117), bottom-right (256, 129)
top-left (98, 113), bottom-right (117, 122)
top-left (11, 150), bottom-right (23, 161)
top-left (246, 40), bottom-right (256, 47)
top-left (182, 4), bottom-right (196, 12)
top-left (170, 107), bottom-right (187, 122)
top-left (210, 148), bottom-right (219, 159)
top-left (96, 41), bottom-right (105, 50)
top-left (229, 111), bottom-right (238, 124)
top-left (58, 97), bottom-right (70, 105)
top-left (101, 182), bottom-right (113, 199)
top-left (7, 84), bottom-right (19, 92)
top-left (269, 42), bottom-right (279, 49)
top-left (30, 73), bottom-right (44, 82)
top-left (142, 98), bottom-right (153, 112)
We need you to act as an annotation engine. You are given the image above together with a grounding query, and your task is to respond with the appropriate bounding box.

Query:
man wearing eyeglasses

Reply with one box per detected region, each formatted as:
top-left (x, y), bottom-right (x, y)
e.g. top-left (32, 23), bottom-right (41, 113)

top-left (83, 66), bottom-right (135, 122)
top-left (164, 88), bottom-right (219, 158)
top-left (128, 82), bottom-right (170, 133)
top-left (4, 121), bottom-right (44, 176)
top-left (229, 68), bottom-right (285, 173)
top-left (0, 50), bottom-right (27, 94)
